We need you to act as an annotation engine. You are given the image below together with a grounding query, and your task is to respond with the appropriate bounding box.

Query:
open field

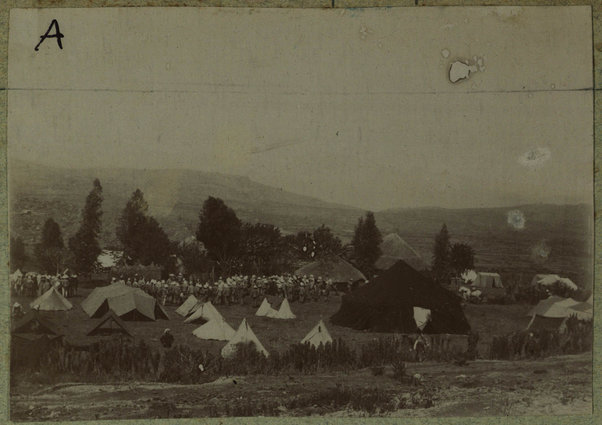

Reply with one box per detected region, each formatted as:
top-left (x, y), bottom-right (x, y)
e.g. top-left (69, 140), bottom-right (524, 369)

top-left (11, 287), bottom-right (592, 420)
top-left (11, 353), bottom-right (592, 419)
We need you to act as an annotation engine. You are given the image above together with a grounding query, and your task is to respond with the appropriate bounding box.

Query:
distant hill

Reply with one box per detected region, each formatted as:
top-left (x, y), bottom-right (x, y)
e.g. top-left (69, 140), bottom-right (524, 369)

top-left (9, 159), bottom-right (593, 288)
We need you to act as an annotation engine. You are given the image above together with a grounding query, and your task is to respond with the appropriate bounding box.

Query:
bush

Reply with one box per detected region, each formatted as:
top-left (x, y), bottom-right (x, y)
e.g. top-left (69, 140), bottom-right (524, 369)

top-left (391, 358), bottom-right (406, 381)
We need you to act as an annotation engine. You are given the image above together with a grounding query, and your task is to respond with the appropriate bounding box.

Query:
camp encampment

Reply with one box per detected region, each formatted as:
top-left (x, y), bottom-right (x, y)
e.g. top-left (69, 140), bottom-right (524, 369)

top-left (184, 301), bottom-right (223, 324)
top-left (30, 287), bottom-right (73, 311)
top-left (331, 260), bottom-right (470, 334)
top-left (294, 256), bottom-right (366, 292)
top-left (526, 295), bottom-right (592, 331)
top-left (255, 298), bottom-right (277, 317)
top-left (176, 295), bottom-right (199, 317)
top-left (221, 318), bottom-right (269, 358)
top-left (274, 298), bottom-right (296, 319)
top-left (81, 282), bottom-right (169, 321)
top-left (301, 319), bottom-right (333, 348)
top-left (375, 233), bottom-right (426, 271)
top-left (193, 318), bottom-right (236, 341)
top-left (87, 311), bottom-right (133, 337)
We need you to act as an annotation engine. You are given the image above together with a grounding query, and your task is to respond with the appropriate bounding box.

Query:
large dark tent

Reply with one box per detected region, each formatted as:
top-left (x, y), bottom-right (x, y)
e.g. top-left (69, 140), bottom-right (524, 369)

top-left (330, 260), bottom-right (470, 334)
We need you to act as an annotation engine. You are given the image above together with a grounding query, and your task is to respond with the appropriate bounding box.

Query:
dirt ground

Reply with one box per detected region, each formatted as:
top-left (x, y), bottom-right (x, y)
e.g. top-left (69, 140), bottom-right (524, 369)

top-left (10, 288), bottom-right (591, 420)
top-left (10, 353), bottom-right (591, 420)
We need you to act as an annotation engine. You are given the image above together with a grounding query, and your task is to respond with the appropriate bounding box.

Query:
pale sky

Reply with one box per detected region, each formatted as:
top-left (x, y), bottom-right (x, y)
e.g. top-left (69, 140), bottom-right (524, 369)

top-left (8, 7), bottom-right (593, 210)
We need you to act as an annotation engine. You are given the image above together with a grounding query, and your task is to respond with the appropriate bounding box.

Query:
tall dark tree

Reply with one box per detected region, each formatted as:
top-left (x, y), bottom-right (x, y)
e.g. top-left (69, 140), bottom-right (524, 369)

top-left (352, 211), bottom-right (382, 275)
top-left (196, 197), bottom-right (242, 270)
top-left (313, 225), bottom-right (343, 259)
top-left (69, 178), bottom-right (103, 274)
top-left (240, 223), bottom-right (288, 274)
top-left (432, 223), bottom-right (451, 284)
top-left (10, 236), bottom-right (27, 272)
top-left (450, 242), bottom-right (475, 276)
top-left (117, 189), bottom-right (171, 266)
top-left (35, 218), bottom-right (66, 273)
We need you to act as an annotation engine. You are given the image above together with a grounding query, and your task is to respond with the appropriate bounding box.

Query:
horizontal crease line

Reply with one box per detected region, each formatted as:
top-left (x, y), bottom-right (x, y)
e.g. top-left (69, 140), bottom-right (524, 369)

top-left (0, 87), bottom-right (597, 95)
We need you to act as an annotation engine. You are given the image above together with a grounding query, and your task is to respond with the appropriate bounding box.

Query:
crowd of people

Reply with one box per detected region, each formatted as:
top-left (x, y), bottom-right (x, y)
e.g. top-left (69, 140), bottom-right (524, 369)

top-left (119, 273), bottom-right (338, 306)
top-left (10, 271), bottom-right (79, 299)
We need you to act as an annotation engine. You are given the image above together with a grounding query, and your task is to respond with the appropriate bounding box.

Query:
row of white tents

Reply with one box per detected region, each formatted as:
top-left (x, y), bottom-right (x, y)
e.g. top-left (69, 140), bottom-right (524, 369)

top-left (174, 295), bottom-right (332, 358)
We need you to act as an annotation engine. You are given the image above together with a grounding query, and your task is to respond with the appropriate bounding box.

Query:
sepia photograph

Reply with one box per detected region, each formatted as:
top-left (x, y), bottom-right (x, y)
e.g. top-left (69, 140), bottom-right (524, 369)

top-left (6, 5), bottom-right (595, 420)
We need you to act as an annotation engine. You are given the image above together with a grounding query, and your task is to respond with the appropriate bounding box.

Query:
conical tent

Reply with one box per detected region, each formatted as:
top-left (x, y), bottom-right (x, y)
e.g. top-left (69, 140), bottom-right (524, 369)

top-left (275, 298), bottom-right (296, 319)
top-left (221, 318), bottom-right (269, 358)
top-left (176, 295), bottom-right (199, 317)
top-left (331, 260), bottom-right (470, 334)
top-left (30, 287), bottom-right (73, 311)
top-left (193, 318), bottom-right (236, 341)
top-left (184, 301), bottom-right (223, 323)
top-left (81, 282), bottom-right (168, 321)
top-left (255, 298), bottom-right (275, 317)
top-left (301, 319), bottom-right (333, 348)
top-left (375, 233), bottom-right (426, 271)
top-left (294, 256), bottom-right (366, 283)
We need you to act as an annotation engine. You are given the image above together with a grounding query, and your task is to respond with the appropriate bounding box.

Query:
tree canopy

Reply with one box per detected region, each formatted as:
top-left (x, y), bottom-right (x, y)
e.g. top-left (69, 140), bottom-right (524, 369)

top-left (432, 223), bottom-right (451, 284)
top-left (35, 218), bottom-right (66, 274)
top-left (352, 211), bottom-right (382, 276)
top-left (196, 196), bottom-right (242, 270)
top-left (116, 189), bottom-right (171, 266)
top-left (69, 178), bottom-right (103, 273)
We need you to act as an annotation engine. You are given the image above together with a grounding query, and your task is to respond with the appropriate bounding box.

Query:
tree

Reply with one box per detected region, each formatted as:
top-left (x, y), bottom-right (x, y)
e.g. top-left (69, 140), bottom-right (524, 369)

top-left (196, 197), bottom-right (242, 271)
top-left (116, 189), bottom-right (171, 266)
top-left (240, 223), bottom-right (290, 274)
top-left (313, 225), bottom-right (343, 258)
top-left (10, 236), bottom-right (27, 272)
top-left (352, 212), bottom-right (382, 275)
top-left (450, 242), bottom-right (475, 276)
top-left (432, 223), bottom-right (451, 284)
top-left (69, 178), bottom-right (103, 274)
top-left (175, 238), bottom-right (209, 276)
top-left (35, 218), bottom-right (66, 273)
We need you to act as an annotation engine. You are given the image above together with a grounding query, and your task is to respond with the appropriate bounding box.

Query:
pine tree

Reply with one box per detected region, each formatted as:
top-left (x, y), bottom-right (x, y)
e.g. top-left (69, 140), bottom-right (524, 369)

top-left (432, 223), bottom-right (451, 284)
top-left (10, 236), bottom-right (27, 272)
top-left (69, 178), bottom-right (103, 274)
top-left (352, 212), bottom-right (382, 276)
top-left (35, 218), bottom-right (65, 273)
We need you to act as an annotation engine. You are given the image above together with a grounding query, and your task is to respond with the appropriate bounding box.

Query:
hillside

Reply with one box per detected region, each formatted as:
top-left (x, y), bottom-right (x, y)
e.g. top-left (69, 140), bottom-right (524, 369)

top-left (9, 160), bottom-right (593, 288)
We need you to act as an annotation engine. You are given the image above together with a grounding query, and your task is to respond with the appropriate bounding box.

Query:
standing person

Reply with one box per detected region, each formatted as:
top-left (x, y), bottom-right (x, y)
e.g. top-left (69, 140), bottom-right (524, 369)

top-left (160, 329), bottom-right (174, 349)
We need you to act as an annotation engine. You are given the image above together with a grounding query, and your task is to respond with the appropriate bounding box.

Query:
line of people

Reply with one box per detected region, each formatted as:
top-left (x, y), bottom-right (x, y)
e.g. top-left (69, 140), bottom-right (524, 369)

top-left (10, 271), bottom-right (79, 298)
top-left (119, 273), bottom-right (337, 306)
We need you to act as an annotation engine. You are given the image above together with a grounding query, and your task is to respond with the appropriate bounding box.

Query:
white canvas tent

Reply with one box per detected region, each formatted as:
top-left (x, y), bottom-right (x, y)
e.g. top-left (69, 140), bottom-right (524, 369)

top-left (193, 318), bottom-right (236, 341)
top-left (176, 295), bottom-right (199, 317)
top-left (255, 298), bottom-right (277, 317)
top-left (526, 295), bottom-right (591, 331)
top-left (221, 318), bottom-right (269, 358)
top-left (30, 287), bottom-right (73, 311)
top-left (301, 319), bottom-right (333, 348)
top-left (275, 298), bottom-right (296, 319)
top-left (184, 301), bottom-right (223, 323)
